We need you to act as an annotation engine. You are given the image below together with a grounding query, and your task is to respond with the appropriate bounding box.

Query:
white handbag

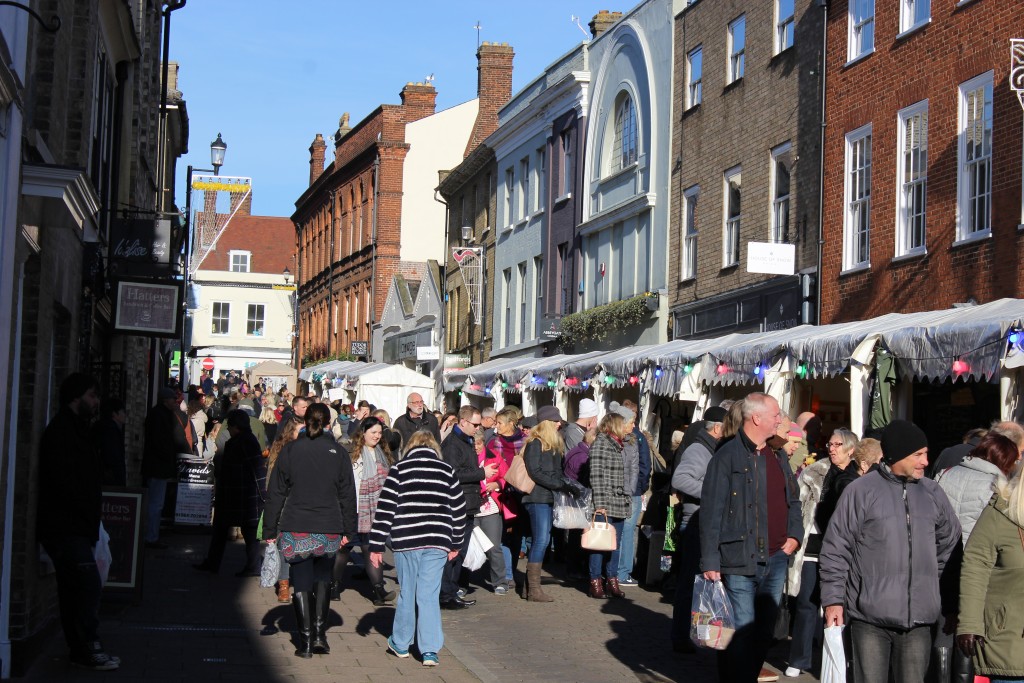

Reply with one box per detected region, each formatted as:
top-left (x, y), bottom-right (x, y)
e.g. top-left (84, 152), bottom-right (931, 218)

top-left (581, 509), bottom-right (617, 551)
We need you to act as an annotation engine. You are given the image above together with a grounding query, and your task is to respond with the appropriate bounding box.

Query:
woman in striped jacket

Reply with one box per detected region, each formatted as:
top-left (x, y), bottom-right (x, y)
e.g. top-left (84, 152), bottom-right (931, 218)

top-left (369, 432), bottom-right (467, 668)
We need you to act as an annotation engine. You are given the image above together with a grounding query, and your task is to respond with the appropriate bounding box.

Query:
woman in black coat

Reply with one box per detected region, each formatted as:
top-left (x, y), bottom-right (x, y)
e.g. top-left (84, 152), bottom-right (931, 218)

top-left (194, 409), bottom-right (267, 576)
top-left (262, 403), bottom-right (357, 658)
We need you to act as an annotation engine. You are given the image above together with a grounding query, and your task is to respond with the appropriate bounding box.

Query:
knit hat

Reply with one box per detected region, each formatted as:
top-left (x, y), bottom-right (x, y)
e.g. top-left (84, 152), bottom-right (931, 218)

top-left (536, 405), bottom-right (563, 424)
top-left (880, 419), bottom-right (928, 465)
top-left (520, 415), bottom-right (539, 429)
top-left (703, 406), bottom-right (728, 424)
top-left (610, 401), bottom-right (635, 423)
top-left (577, 398), bottom-right (599, 419)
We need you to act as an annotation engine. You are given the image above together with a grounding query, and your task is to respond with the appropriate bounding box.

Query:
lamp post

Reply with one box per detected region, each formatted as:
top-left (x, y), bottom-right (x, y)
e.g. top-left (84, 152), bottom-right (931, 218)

top-left (283, 266), bottom-right (297, 368)
top-left (180, 133), bottom-right (227, 383)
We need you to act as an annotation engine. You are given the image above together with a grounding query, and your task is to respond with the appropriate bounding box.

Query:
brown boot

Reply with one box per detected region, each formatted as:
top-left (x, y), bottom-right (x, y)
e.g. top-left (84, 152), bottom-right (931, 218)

top-left (588, 578), bottom-right (607, 599)
top-left (605, 577), bottom-right (625, 598)
top-left (276, 580), bottom-right (290, 604)
top-left (526, 563), bottom-right (554, 602)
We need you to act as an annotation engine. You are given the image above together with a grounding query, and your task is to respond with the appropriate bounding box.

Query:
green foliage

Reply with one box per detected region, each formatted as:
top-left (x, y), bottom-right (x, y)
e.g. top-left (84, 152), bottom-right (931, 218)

top-left (558, 294), bottom-right (654, 345)
top-left (301, 348), bottom-right (357, 367)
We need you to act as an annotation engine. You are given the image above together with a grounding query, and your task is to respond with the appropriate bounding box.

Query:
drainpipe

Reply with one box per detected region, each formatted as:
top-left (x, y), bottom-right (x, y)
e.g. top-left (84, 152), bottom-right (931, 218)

top-left (434, 187), bottom-right (450, 410)
top-left (815, 0), bottom-right (828, 326)
top-left (369, 155), bottom-right (380, 361)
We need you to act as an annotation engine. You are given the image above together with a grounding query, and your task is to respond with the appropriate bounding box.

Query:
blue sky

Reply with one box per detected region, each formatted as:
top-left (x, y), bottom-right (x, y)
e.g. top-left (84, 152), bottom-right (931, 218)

top-left (171, 1), bottom-right (619, 218)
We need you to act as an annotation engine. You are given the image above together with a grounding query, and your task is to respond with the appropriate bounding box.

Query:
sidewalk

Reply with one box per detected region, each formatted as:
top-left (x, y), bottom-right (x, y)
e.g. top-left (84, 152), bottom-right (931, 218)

top-left (23, 531), bottom-right (820, 683)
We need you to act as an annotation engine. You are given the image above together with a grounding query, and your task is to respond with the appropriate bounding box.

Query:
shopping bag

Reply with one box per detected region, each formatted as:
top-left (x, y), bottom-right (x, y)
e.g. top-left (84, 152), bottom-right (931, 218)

top-left (581, 509), bottom-right (617, 551)
top-left (94, 522), bottom-right (111, 586)
top-left (259, 542), bottom-right (280, 588)
top-left (821, 625), bottom-right (846, 683)
top-left (553, 487), bottom-right (594, 529)
top-left (690, 575), bottom-right (736, 650)
top-left (464, 526), bottom-right (493, 572)
top-left (504, 454), bottom-right (535, 494)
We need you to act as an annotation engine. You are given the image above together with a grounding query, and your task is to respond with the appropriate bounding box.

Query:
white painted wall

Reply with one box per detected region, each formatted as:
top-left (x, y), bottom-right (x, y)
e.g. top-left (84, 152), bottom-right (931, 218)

top-left (401, 98), bottom-right (478, 262)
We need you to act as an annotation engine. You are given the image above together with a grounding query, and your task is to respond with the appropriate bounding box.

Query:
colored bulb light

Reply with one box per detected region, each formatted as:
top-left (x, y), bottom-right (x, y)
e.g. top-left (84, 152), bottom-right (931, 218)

top-left (1010, 331), bottom-right (1022, 345)
top-left (952, 360), bottom-right (969, 374)
top-left (654, 365), bottom-right (663, 378)
top-left (604, 375), bottom-right (616, 384)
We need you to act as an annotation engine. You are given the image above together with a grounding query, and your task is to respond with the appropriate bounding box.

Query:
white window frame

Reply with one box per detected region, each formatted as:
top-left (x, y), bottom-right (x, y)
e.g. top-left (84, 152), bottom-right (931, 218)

top-left (502, 268), bottom-right (512, 347)
top-left (503, 167), bottom-right (514, 229)
top-left (687, 46), bottom-right (703, 108)
top-left (246, 303), bottom-right (265, 337)
top-left (896, 101), bottom-right (928, 256)
top-left (843, 124), bottom-right (873, 271)
top-left (681, 185), bottom-right (699, 281)
top-left (848, 0), bottom-right (875, 62)
top-left (535, 146), bottom-right (546, 211)
top-left (775, 0), bottom-right (795, 54)
top-left (228, 250), bottom-right (251, 273)
top-left (560, 131), bottom-right (573, 198)
top-left (722, 167), bottom-right (742, 268)
top-left (770, 142), bottom-right (792, 243)
top-left (517, 262), bottom-right (527, 344)
top-left (534, 256), bottom-right (543, 337)
top-left (519, 157), bottom-right (530, 220)
top-left (957, 71), bottom-right (994, 242)
top-left (613, 94), bottom-right (638, 171)
top-left (899, 0), bottom-right (929, 35)
top-left (211, 301), bottom-right (230, 335)
top-left (728, 16), bottom-right (746, 83)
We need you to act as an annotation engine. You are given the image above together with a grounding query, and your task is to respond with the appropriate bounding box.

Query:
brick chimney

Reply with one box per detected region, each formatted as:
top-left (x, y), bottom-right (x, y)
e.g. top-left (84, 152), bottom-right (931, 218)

top-left (309, 133), bottom-right (326, 186)
top-left (589, 10), bottom-right (622, 38)
top-left (229, 190), bottom-right (252, 216)
top-left (400, 82), bottom-right (437, 124)
top-left (465, 41), bottom-right (514, 157)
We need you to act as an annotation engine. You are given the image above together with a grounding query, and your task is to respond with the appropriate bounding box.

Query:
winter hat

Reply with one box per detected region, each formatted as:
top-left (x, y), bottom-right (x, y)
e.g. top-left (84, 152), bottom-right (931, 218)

top-left (702, 406), bottom-right (728, 424)
top-left (880, 419), bottom-right (928, 465)
top-left (536, 405), bottom-right (564, 424)
top-left (520, 415), bottom-right (539, 429)
top-left (577, 398), bottom-right (599, 419)
top-left (610, 401), bottom-right (635, 423)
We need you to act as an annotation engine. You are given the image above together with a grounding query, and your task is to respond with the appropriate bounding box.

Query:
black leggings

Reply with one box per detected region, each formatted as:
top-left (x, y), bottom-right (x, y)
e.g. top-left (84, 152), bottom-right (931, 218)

top-left (289, 554), bottom-right (333, 593)
top-left (333, 543), bottom-right (384, 585)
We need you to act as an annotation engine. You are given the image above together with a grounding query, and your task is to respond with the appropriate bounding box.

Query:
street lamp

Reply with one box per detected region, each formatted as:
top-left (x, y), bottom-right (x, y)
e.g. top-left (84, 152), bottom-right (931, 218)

top-left (180, 133), bottom-right (228, 382)
top-left (283, 267), bottom-right (298, 368)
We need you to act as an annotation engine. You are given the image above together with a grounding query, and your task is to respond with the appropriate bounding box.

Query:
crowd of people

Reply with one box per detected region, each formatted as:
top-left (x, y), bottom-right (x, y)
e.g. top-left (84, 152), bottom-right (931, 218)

top-left (37, 369), bottom-right (1024, 682)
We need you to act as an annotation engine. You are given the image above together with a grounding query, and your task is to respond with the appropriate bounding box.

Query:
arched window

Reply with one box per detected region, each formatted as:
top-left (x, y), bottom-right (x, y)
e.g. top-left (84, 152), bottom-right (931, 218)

top-left (613, 93), bottom-right (638, 171)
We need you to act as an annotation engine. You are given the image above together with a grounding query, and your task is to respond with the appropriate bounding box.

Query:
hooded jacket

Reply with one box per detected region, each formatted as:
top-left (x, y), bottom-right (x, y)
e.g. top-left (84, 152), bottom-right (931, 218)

top-left (671, 428), bottom-right (719, 525)
top-left (819, 463), bottom-right (961, 629)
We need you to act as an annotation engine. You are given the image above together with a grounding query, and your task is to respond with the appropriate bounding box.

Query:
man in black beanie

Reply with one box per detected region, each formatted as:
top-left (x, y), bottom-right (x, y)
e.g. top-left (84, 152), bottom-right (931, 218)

top-left (818, 420), bottom-right (960, 683)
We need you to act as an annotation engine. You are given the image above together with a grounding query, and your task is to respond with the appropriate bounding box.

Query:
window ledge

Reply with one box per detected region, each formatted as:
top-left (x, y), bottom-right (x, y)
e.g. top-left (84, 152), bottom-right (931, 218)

top-left (840, 262), bottom-right (870, 276)
top-left (554, 192), bottom-right (572, 205)
top-left (529, 208), bottom-right (546, 221)
top-left (679, 275), bottom-right (696, 284)
top-left (895, 19), bottom-right (930, 41)
top-left (1018, 223), bottom-right (1024, 232)
top-left (514, 218), bottom-right (529, 230)
top-left (891, 249), bottom-right (927, 264)
top-left (720, 262), bottom-right (739, 272)
top-left (954, 0), bottom-right (980, 8)
top-left (723, 77), bottom-right (743, 93)
top-left (952, 231), bottom-right (991, 248)
top-left (501, 223), bottom-right (514, 233)
top-left (598, 159), bottom-right (640, 186)
top-left (771, 45), bottom-right (793, 61)
top-left (844, 49), bottom-right (874, 69)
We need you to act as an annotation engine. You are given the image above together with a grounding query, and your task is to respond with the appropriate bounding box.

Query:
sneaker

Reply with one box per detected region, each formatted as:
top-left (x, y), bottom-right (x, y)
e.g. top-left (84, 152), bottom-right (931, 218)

top-left (386, 636), bottom-right (409, 658)
top-left (71, 651), bottom-right (120, 671)
top-left (784, 667), bottom-right (801, 678)
top-left (494, 584), bottom-right (507, 596)
top-left (456, 588), bottom-right (466, 598)
top-left (422, 652), bottom-right (439, 667)
top-left (619, 576), bottom-right (639, 586)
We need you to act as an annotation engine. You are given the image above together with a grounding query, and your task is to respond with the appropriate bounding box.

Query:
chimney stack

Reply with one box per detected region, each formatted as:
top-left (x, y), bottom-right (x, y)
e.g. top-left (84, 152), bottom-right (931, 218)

top-left (465, 41), bottom-right (514, 157)
top-left (589, 10), bottom-right (622, 39)
top-left (309, 133), bottom-right (326, 186)
top-left (229, 190), bottom-right (252, 217)
top-left (400, 82), bottom-right (437, 124)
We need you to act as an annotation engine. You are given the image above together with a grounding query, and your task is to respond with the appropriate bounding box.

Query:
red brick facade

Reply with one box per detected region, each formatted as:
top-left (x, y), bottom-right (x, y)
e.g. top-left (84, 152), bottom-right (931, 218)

top-left (820, 0), bottom-right (1024, 323)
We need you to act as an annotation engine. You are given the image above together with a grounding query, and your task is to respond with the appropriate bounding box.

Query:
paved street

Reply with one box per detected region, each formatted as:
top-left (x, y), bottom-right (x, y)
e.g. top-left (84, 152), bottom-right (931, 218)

top-left (24, 532), bottom-right (817, 683)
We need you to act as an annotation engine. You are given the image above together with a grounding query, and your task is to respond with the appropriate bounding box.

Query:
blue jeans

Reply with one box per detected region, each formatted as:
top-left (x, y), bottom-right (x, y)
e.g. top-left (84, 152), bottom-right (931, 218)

top-left (587, 518), bottom-right (626, 579)
top-left (391, 548), bottom-right (447, 654)
top-left (788, 560), bottom-right (820, 670)
top-left (144, 477), bottom-right (169, 542)
top-left (721, 550), bottom-right (789, 682)
top-left (525, 503), bottom-right (552, 564)
top-left (617, 495), bottom-right (642, 580)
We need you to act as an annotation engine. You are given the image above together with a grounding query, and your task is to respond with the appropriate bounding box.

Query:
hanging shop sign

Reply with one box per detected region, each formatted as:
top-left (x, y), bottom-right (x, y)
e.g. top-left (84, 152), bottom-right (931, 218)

top-left (539, 316), bottom-right (562, 341)
top-left (108, 217), bottom-right (175, 278)
top-left (113, 279), bottom-right (182, 337)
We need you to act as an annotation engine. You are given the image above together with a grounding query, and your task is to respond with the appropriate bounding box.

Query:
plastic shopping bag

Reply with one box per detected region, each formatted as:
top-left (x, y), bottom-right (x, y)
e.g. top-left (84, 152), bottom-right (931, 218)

top-left (821, 625), bottom-right (847, 683)
top-left (690, 575), bottom-right (736, 650)
top-left (553, 487), bottom-right (594, 529)
top-left (94, 522), bottom-right (112, 586)
top-left (259, 542), bottom-right (280, 588)
top-left (463, 526), bottom-right (493, 572)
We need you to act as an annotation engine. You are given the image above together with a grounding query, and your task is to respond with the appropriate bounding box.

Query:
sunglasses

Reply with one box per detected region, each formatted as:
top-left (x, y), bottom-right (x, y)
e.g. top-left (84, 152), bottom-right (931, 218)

top-left (469, 421), bottom-right (482, 427)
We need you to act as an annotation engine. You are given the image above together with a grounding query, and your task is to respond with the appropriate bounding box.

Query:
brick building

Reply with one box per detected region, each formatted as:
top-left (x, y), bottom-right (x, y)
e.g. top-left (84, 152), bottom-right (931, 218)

top-left (294, 73), bottom-right (478, 368)
top-left (669, 0), bottom-right (823, 338)
top-left (820, 0), bottom-right (1024, 323)
top-left (0, 0), bottom-right (183, 673)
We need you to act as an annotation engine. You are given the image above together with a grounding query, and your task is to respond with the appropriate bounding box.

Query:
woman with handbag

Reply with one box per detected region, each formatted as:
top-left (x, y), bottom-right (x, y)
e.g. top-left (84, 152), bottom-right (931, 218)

top-left (262, 403), bottom-right (357, 658)
top-left (520, 405), bottom-right (581, 602)
top-left (264, 417), bottom-right (303, 603)
top-left (488, 407), bottom-right (527, 591)
top-left (586, 412), bottom-right (632, 599)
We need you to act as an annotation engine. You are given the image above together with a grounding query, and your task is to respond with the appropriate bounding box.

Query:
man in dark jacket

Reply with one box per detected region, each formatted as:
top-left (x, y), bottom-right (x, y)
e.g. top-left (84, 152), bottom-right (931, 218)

top-left (820, 419), bottom-right (960, 683)
top-left (701, 393), bottom-right (802, 683)
top-left (438, 406), bottom-right (497, 609)
top-left (93, 397), bottom-right (127, 486)
top-left (393, 392), bottom-right (442, 445)
top-left (37, 373), bottom-right (120, 670)
top-left (141, 387), bottom-right (196, 549)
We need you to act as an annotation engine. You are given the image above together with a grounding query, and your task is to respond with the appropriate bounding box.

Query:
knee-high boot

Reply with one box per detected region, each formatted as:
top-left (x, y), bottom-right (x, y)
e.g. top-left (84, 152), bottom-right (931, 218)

top-left (292, 592), bottom-right (313, 658)
top-left (526, 563), bottom-right (553, 602)
top-left (311, 582), bottom-right (331, 654)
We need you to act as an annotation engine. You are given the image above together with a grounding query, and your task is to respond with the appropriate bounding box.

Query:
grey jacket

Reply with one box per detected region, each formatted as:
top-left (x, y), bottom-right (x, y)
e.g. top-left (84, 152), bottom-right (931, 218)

top-left (819, 464), bottom-right (961, 629)
top-left (671, 429), bottom-right (718, 526)
top-left (700, 430), bottom-right (803, 575)
top-left (935, 456), bottom-right (1005, 545)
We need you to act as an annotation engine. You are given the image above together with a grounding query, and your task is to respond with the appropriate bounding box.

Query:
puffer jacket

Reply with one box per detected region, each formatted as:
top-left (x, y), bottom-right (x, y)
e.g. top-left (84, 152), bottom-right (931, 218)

top-left (936, 456), bottom-right (1006, 545)
top-left (787, 458), bottom-right (830, 597)
top-left (958, 483), bottom-right (1024, 678)
top-left (819, 463), bottom-right (961, 629)
top-left (589, 433), bottom-right (632, 519)
top-left (700, 430), bottom-right (803, 575)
